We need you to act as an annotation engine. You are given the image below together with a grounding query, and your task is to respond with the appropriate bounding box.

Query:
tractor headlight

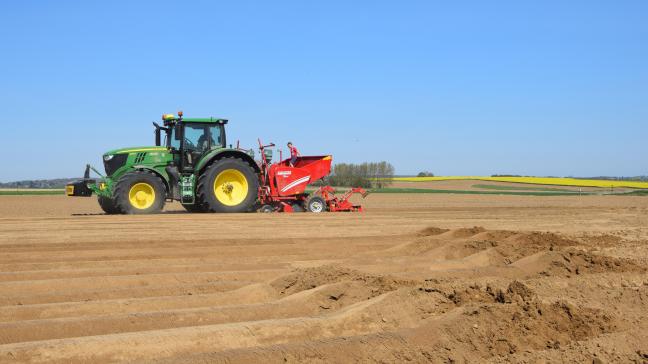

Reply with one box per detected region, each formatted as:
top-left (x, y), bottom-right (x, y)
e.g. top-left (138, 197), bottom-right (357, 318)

top-left (103, 154), bottom-right (114, 162)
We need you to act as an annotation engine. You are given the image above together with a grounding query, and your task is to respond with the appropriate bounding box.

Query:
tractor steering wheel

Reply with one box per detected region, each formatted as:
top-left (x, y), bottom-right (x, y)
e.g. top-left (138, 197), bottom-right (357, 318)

top-left (184, 138), bottom-right (196, 149)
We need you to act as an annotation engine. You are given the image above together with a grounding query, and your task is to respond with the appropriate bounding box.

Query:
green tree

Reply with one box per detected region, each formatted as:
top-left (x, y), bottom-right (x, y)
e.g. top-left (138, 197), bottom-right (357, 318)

top-left (328, 161), bottom-right (394, 188)
top-left (417, 171), bottom-right (434, 177)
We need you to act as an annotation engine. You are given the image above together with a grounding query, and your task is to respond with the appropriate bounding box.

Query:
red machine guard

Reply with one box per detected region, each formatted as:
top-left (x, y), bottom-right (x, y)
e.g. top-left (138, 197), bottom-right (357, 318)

top-left (270, 156), bottom-right (332, 196)
top-left (271, 165), bottom-right (311, 196)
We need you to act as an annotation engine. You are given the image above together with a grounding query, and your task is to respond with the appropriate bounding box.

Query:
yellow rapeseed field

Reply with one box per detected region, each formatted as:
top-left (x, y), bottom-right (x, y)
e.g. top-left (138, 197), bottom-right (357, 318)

top-left (393, 176), bottom-right (648, 189)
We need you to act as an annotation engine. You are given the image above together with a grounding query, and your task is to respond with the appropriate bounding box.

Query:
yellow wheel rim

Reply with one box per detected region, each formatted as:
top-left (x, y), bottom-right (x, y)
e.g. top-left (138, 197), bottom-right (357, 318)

top-left (128, 182), bottom-right (156, 210)
top-left (214, 169), bottom-right (249, 206)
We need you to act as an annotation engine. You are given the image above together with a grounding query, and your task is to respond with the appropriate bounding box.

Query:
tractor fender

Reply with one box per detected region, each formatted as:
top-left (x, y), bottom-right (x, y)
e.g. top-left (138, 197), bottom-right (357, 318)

top-left (132, 165), bottom-right (171, 196)
top-left (196, 149), bottom-right (260, 175)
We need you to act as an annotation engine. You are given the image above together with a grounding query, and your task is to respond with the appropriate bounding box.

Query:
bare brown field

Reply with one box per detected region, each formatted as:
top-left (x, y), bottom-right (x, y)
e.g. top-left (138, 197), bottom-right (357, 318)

top-left (1, 194), bottom-right (648, 363)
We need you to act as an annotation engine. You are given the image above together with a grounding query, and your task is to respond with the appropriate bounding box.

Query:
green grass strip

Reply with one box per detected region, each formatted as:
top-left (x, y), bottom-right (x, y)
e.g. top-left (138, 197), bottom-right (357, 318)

top-left (370, 188), bottom-right (591, 196)
top-left (471, 184), bottom-right (578, 192)
top-left (0, 190), bottom-right (65, 196)
top-left (614, 190), bottom-right (648, 196)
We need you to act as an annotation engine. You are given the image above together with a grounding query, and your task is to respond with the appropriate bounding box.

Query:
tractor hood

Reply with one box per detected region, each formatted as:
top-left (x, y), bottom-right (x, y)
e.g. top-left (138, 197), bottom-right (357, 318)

top-left (103, 146), bottom-right (169, 157)
top-left (101, 146), bottom-right (172, 177)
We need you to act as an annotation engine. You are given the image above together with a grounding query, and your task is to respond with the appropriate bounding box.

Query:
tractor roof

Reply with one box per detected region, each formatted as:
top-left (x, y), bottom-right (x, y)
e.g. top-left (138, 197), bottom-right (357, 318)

top-left (182, 117), bottom-right (228, 124)
top-left (162, 113), bottom-right (228, 124)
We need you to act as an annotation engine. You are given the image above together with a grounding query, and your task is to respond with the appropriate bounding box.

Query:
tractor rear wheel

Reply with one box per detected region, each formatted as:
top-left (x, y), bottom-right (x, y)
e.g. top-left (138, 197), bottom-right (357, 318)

top-left (98, 195), bottom-right (121, 214)
top-left (196, 157), bottom-right (259, 213)
top-left (113, 171), bottom-right (166, 214)
top-left (305, 196), bottom-right (327, 213)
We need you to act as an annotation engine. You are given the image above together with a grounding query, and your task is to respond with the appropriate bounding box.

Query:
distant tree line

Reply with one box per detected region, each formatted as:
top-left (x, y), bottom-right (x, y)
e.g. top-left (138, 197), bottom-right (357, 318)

top-left (417, 171), bottom-right (434, 177)
top-left (0, 178), bottom-right (76, 189)
top-left (326, 162), bottom-right (395, 188)
top-left (577, 176), bottom-right (648, 181)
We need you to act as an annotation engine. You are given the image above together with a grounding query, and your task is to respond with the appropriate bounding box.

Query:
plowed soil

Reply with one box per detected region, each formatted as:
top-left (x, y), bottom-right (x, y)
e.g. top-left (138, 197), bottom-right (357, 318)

top-left (1, 194), bottom-right (648, 363)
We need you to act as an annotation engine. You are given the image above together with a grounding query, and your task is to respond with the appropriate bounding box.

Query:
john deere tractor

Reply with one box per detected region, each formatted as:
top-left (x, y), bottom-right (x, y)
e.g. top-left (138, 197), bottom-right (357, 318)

top-left (66, 112), bottom-right (259, 214)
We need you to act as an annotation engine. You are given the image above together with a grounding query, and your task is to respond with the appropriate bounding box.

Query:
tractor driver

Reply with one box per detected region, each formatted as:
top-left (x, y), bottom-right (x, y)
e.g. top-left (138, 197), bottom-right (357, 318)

top-left (287, 142), bottom-right (300, 167)
top-left (197, 130), bottom-right (215, 152)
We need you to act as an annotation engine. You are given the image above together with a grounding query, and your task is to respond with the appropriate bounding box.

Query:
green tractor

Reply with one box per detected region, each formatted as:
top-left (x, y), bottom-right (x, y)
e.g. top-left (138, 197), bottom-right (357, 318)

top-left (66, 112), bottom-right (259, 214)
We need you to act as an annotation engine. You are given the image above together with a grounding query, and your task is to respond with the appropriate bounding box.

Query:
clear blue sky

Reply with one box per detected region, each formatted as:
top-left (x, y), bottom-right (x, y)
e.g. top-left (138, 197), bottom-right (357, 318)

top-left (1, 1), bottom-right (646, 181)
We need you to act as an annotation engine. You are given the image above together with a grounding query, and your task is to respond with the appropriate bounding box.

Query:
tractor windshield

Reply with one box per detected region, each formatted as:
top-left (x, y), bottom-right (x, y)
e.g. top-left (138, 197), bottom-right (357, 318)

top-left (184, 125), bottom-right (211, 152)
top-left (166, 123), bottom-right (223, 152)
top-left (184, 124), bottom-right (223, 152)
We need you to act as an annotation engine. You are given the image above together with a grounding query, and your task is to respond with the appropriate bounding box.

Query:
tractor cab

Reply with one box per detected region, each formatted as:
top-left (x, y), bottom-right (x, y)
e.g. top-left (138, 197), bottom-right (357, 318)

top-left (155, 113), bottom-right (228, 172)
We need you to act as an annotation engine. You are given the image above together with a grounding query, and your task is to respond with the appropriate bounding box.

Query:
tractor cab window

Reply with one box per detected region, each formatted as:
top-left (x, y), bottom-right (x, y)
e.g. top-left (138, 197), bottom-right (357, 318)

top-left (167, 123), bottom-right (223, 154)
top-left (183, 124), bottom-right (213, 152)
top-left (183, 124), bottom-right (223, 152)
top-left (209, 125), bottom-right (223, 147)
top-left (167, 127), bottom-right (181, 150)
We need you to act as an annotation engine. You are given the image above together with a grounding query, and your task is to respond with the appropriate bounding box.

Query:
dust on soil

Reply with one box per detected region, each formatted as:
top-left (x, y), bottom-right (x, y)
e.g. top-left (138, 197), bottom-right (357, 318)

top-left (1, 194), bottom-right (648, 363)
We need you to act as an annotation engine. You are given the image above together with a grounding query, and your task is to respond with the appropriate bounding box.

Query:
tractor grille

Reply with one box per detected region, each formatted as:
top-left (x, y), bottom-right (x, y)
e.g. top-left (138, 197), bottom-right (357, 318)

top-left (104, 154), bottom-right (128, 176)
top-left (134, 152), bottom-right (147, 164)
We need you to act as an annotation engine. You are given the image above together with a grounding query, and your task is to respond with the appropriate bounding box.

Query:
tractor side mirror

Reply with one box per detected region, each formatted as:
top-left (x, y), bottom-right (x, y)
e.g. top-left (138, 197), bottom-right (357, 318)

top-left (174, 125), bottom-right (182, 141)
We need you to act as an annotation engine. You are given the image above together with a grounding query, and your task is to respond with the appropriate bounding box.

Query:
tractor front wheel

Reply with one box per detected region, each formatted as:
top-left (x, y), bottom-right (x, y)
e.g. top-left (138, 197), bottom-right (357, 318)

top-left (98, 195), bottom-right (121, 214)
top-left (196, 158), bottom-right (259, 213)
top-left (113, 171), bottom-right (166, 214)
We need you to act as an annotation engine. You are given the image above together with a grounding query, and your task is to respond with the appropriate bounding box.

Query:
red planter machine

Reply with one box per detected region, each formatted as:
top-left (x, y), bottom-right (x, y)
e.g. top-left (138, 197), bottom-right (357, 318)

top-left (255, 140), bottom-right (367, 213)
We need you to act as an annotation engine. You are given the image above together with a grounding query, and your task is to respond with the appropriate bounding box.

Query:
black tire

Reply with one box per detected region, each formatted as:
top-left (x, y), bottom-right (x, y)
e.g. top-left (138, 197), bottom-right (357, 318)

top-left (196, 157), bottom-right (259, 213)
top-left (182, 203), bottom-right (206, 213)
top-left (113, 170), bottom-right (166, 214)
top-left (259, 204), bottom-right (274, 213)
top-left (291, 203), bottom-right (305, 212)
top-left (98, 195), bottom-right (121, 214)
top-left (306, 196), bottom-right (327, 213)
